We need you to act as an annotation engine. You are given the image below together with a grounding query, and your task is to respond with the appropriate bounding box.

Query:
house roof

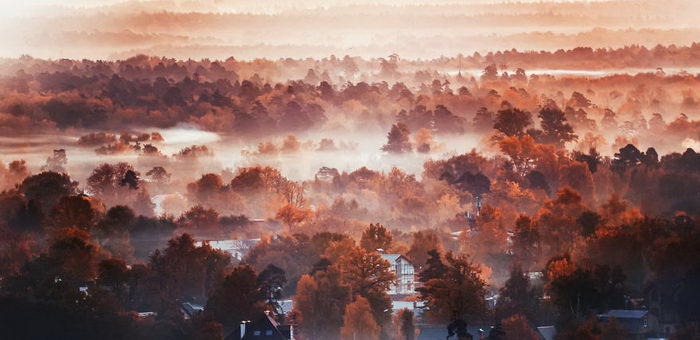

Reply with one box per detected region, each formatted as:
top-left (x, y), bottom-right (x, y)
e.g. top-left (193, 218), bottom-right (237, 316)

top-left (181, 302), bottom-right (204, 317)
top-left (381, 254), bottom-right (412, 265)
top-left (238, 314), bottom-right (290, 340)
top-left (601, 310), bottom-right (649, 319)
top-left (537, 326), bottom-right (556, 340)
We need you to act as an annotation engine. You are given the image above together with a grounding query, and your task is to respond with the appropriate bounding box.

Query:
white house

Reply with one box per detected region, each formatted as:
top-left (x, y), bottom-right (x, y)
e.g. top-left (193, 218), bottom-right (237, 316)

top-left (381, 254), bottom-right (416, 295)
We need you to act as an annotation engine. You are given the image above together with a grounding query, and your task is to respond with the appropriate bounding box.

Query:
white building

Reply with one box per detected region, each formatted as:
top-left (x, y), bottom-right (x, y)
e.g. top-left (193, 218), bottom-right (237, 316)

top-left (381, 254), bottom-right (416, 295)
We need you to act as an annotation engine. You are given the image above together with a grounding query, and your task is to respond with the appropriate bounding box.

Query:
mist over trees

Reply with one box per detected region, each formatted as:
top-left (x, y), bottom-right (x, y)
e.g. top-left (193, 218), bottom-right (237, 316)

top-left (2, 39), bottom-right (700, 339)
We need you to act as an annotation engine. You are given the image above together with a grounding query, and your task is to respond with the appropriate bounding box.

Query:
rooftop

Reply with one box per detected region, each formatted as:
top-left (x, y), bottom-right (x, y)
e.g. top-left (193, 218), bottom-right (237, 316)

top-left (600, 310), bottom-right (649, 319)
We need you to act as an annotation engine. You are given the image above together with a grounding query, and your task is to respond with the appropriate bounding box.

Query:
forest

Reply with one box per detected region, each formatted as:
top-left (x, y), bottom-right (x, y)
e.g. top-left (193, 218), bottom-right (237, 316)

top-left (1, 42), bottom-right (700, 339)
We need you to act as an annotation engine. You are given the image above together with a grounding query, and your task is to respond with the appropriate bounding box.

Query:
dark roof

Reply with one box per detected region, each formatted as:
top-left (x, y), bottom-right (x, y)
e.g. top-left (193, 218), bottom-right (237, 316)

top-left (225, 314), bottom-right (292, 340)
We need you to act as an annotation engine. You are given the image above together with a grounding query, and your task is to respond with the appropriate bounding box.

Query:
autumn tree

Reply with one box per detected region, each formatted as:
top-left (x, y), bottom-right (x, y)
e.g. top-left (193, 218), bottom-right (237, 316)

top-left (205, 265), bottom-right (266, 328)
top-left (257, 264), bottom-right (287, 315)
top-left (406, 231), bottom-right (442, 270)
top-left (178, 205), bottom-right (220, 234)
top-left (360, 223), bottom-right (393, 252)
top-left (339, 247), bottom-right (395, 333)
top-left (186, 173), bottom-right (224, 207)
top-left (418, 249), bottom-right (447, 282)
top-left (340, 296), bottom-right (380, 340)
top-left (275, 203), bottom-right (313, 232)
top-left (97, 258), bottom-right (130, 300)
top-left (545, 255), bottom-right (626, 323)
top-left (535, 102), bottom-right (577, 148)
top-left (611, 144), bottom-right (645, 174)
top-left (294, 265), bottom-right (352, 340)
top-left (149, 234), bottom-right (231, 306)
top-left (473, 107), bottom-right (494, 133)
top-left (49, 194), bottom-right (104, 230)
top-left (498, 265), bottom-right (538, 320)
top-left (511, 215), bottom-right (539, 268)
top-left (382, 123), bottom-right (412, 154)
top-left (494, 104), bottom-right (532, 137)
top-left (146, 166), bottom-right (171, 184)
top-left (502, 314), bottom-right (539, 340)
top-left (535, 187), bottom-right (587, 256)
top-left (19, 171), bottom-right (78, 217)
top-left (417, 251), bottom-right (486, 322)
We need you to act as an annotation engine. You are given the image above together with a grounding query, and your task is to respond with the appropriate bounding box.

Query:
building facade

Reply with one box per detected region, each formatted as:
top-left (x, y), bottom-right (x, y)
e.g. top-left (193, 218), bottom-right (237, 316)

top-left (381, 254), bottom-right (416, 295)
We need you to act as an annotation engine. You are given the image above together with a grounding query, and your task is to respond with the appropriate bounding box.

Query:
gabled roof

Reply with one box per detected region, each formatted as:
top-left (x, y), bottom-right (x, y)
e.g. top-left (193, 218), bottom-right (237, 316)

top-left (537, 326), bottom-right (556, 340)
top-left (225, 314), bottom-right (292, 340)
top-left (181, 302), bottom-right (204, 317)
top-left (381, 254), bottom-right (413, 265)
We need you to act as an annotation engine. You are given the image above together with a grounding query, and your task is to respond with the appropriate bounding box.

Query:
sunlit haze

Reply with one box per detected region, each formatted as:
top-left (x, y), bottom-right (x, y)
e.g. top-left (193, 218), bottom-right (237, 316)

top-left (1, 1), bottom-right (700, 339)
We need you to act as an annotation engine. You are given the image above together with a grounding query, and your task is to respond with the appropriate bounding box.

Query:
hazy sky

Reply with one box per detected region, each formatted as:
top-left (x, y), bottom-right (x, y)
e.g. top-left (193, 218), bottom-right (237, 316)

top-left (1, 0), bottom-right (697, 60)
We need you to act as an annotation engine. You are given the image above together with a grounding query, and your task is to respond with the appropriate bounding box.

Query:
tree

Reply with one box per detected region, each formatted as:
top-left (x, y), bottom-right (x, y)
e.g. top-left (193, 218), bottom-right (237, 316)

top-left (473, 107), bottom-right (494, 132)
top-left (88, 163), bottom-right (137, 200)
top-left (178, 205), bottom-right (220, 233)
top-left (120, 170), bottom-right (140, 190)
top-left (417, 251), bottom-right (486, 322)
top-left (502, 314), bottom-right (539, 340)
top-left (340, 296), bottom-right (380, 340)
top-left (257, 264), bottom-right (287, 315)
top-left (16, 227), bottom-right (101, 288)
top-left (97, 258), bottom-right (130, 299)
top-left (149, 234), bottom-right (231, 305)
top-left (537, 103), bottom-right (577, 148)
top-left (49, 195), bottom-right (103, 230)
top-left (146, 166), bottom-right (171, 183)
top-left (494, 105), bottom-right (532, 137)
top-left (340, 247), bottom-right (395, 298)
top-left (19, 171), bottom-right (78, 216)
top-left (294, 265), bottom-right (352, 340)
top-left (498, 265), bottom-right (538, 320)
top-left (577, 210), bottom-right (603, 237)
top-left (433, 105), bottom-right (465, 134)
top-left (454, 172), bottom-right (491, 199)
top-left (545, 255), bottom-right (626, 323)
top-left (418, 249), bottom-right (448, 282)
top-left (407, 231), bottom-right (442, 270)
top-left (40, 149), bottom-right (68, 173)
top-left (360, 223), bottom-right (393, 252)
top-left (601, 317), bottom-right (629, 340)
top-left (670, 322), bottom-right (700, 340)
top-left (512, 215), bottom-right (539, 267)
top-left (339, 247), bottom-right (395, 333)
top-left (96, 205), bottom-right (135, 237)
top-left (186, 173), bottom-right (224, 206)
top-left (611, 144), bottom-right (645, 174)
top-left (275, 203), bottom-right (313, 232)
top-left (206, 265), bottom-right (265, 328)
top-left (397, 309), bottom-right (415, 340)
top-left (382, 123), bottom-right (412, 154)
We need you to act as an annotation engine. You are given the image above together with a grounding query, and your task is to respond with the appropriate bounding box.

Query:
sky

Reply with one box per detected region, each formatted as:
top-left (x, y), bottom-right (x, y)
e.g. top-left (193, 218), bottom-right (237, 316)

top-left (0, 0), bottom-right (697, 60)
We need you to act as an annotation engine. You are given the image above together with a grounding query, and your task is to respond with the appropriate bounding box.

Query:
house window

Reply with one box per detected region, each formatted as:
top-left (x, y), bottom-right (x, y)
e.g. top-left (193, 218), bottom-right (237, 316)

top-left (266, 330), bottom-right (273, 336)
top-left (253, 330), bottom-right (261, 336)
top-left (643, 318), bottom-right (648, 328)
